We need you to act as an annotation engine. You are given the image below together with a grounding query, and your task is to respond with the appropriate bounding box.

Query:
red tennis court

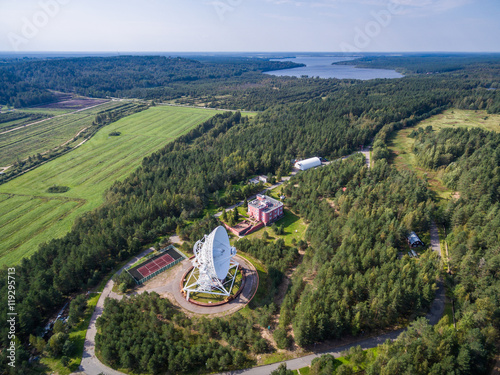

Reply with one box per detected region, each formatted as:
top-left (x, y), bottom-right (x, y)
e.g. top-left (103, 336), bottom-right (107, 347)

top-left (127, 246), bottom-right (184, 284)
top-left (137, 253), bottom-right (176, 278)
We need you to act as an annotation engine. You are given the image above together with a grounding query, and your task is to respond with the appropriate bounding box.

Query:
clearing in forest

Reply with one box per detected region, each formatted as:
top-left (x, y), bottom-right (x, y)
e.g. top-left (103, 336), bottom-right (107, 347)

top-left (388, 109), bottom-right (500, 199)
top-left (0, 106), bottom-right (223, 266)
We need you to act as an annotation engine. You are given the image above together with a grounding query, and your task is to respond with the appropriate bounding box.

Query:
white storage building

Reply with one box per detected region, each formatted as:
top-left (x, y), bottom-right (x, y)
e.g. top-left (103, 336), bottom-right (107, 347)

top-left (294, 157), bottom-right (322, 171)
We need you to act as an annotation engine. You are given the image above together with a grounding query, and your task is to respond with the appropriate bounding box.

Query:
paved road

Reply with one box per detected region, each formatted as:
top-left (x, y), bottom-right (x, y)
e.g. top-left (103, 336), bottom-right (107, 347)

top-left (218, 279), bottom-right (445, 375)
top-left (213, 182), bottom-right (284, 218)
top-left (214, 149), bottom-right (369, 219)
top-left (75, 223), bottom-right (445, 375)
top-left (75, 155), bottom-right (445, 375)
top-left (430, 221), bottom-right (442, 258)
top-left (78, 247), bottom-right (154, 375)
top-left (216, 220), bottom-right (445, 375)
top-left (76, 252), bottom-right (258, 375)
top-left (360, 147), bottom-right (371, 168)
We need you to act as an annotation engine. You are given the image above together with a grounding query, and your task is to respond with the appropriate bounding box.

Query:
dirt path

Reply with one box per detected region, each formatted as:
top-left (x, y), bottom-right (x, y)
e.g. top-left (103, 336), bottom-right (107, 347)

top-left (274, 249), bottom-right (305, 306)
top-left (491, 352), bottom-right (500, 375)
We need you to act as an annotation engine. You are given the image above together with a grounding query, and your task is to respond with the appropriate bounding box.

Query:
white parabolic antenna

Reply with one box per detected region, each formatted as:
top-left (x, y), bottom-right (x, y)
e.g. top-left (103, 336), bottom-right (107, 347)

top-left (183, 226), bottom-right (239, 300)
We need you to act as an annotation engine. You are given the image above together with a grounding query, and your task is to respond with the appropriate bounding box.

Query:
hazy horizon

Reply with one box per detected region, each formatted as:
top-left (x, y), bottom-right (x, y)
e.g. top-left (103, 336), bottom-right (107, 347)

top-left (1, 0), bottom-right (499, 54)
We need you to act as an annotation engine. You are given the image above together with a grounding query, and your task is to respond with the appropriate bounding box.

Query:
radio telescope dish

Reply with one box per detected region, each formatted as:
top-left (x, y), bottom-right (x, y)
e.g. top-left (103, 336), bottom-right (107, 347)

top-left (210, 226), bottom-right (233, 279)
top-left (183, 226), bottom-right (239, 300)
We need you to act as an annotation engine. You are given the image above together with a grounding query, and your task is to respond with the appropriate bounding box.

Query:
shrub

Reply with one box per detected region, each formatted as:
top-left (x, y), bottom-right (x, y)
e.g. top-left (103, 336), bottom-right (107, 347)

top-left (47, 185), bottom-right (70, 193)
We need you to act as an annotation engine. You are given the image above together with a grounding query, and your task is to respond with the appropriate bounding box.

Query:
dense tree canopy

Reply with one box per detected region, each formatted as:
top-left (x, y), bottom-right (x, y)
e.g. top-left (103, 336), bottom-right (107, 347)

top-left (0, 55), bottom-right (300, 107)
top-left (1, 55), bottom-right (500, 374)
top-left (281, 157), bottom-right (439, 346)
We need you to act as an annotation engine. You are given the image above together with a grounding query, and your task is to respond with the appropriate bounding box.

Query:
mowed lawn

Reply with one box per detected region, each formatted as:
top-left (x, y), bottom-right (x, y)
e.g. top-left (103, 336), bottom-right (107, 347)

top-left (242, 209), bottom-right (307, 247)
top-left (0, 106), bottom-right (223, 266)
top-left (389, 109), bottom-right (500, 199)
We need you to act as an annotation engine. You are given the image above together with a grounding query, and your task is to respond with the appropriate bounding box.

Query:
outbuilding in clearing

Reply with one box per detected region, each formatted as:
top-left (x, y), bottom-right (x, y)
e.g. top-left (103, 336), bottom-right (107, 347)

top-left (407, 231), bottom-right (425, 248)
top-left (294, 157), bottom-right (322, 171)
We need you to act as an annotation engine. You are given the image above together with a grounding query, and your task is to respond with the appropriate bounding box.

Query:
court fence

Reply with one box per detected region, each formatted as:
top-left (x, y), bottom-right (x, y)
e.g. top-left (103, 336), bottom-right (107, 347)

top-left (126, 245), bottom-right (186, 285)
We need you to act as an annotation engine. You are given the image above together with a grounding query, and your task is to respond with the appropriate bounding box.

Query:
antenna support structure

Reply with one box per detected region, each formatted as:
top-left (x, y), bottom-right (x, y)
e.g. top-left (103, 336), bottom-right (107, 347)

top-left (183, 226), bottom-right (239, 300)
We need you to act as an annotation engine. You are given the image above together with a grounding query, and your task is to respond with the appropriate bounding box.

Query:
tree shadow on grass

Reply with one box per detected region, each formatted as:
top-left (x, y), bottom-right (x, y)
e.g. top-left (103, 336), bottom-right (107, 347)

top-left (279, 211), bottom-right (300, 235)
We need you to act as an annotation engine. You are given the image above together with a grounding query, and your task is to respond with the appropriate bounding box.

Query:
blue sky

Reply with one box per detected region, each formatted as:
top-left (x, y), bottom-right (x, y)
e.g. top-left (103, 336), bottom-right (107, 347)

top-left (0, 0), bottom-right (499, 52)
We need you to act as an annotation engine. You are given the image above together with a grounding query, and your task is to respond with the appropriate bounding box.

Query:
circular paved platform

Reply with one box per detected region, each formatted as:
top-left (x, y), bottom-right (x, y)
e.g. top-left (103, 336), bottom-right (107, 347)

top-left (137, 254), bottom-right (259, 315)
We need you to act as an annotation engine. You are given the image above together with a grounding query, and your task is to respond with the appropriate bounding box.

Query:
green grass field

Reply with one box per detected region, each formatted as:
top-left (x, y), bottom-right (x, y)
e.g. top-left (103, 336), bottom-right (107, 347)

top-left (17, 107), bottom-right (73, 116)
top-left (236, 252), bottom-right (268, 316)
top-left (388, 109), bottom-right (500, 199)
top-left (0, 106), bottom-right (223, 267)
top-left (0, 113), bottom-right (48, 133)
top-left (244, 210), bottom-right (307, 247)
top-left (0, 101), bottom-right (125, 167)
top-left (291, 347), bottom-right (378, 374)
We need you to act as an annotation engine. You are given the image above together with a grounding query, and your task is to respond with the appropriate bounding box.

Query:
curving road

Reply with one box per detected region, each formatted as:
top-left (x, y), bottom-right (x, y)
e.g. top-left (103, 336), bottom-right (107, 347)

top-left (77, 247), bottom-right (154, 375)
top-left (216, 222), bottom-right (445, 374)
top-left (217, 281), bottom-right (444, 375)
top-left (75, 224), bottom-right (444, 375)
top-left (76, 253), bottom-right (258, 375)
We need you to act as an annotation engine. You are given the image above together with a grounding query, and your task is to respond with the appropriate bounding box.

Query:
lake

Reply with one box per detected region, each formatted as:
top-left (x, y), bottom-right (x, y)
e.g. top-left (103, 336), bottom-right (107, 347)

top-left (264, 56), bottom-right (403, 80)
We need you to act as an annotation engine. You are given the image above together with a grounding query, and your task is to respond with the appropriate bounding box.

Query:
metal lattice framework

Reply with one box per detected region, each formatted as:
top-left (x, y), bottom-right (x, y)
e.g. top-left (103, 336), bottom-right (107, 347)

top-left (183, 226), bottom-right (239, 300)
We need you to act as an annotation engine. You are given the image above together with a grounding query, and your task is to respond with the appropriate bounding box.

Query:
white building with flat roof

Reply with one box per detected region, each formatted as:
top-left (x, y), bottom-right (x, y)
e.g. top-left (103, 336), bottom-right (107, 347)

top-left (294, 157), bottom-right (322, 171)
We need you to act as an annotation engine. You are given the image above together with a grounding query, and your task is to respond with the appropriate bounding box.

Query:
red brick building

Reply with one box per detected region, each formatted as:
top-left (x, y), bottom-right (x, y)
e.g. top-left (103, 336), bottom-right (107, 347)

top-left (248, 194), bottom-right (284, 225)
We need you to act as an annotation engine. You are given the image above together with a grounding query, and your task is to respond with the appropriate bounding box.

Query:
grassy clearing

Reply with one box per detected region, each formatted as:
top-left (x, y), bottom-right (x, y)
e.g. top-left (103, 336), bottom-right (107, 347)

top-left (388, 109), bottom-right (500, 200)
top-left (292, 347), bottom-right (379, 374)
top-left (262, 352), bottom-right (295, 365)
top-left (244, 210), bottom-right (307, 247)
top-left (40, 293), bottom-right (100, 375)
top-left (443, 300), bottom-right (454, 326)
top-left (236, 205), bottom-right (250, 218)
top-left (0, 106), bottom-right (223, 266)
top-left (236, 252), bottom-right (269, 317)
top-left (419, 109), bottom-right (500, 133)
top-left (0, 101), bottom-right (125, 166)
top-left (295, 366), bottom-right (311, 375)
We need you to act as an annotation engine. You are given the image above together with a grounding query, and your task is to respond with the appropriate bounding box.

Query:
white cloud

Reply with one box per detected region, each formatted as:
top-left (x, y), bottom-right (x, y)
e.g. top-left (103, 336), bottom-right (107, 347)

top-left (265, 0), bottom-right (307, 5)
top-left (386, 0), bottom-right (472, 16)
top-left (263, 12), bottom-right (306, 21)
top-left (266, 0), bottom-right (472, 13)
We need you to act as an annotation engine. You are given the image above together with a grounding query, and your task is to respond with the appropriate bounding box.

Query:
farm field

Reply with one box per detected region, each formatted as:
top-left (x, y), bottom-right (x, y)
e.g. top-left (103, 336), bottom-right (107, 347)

top-left (0, 100), bottom-right (124, 167)
top-left (0, 105), bottom-right (223, 267)
top-left (0, 112), bottom-right (48, 132)
top-left (389, 109), bottom-right (500, 199)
